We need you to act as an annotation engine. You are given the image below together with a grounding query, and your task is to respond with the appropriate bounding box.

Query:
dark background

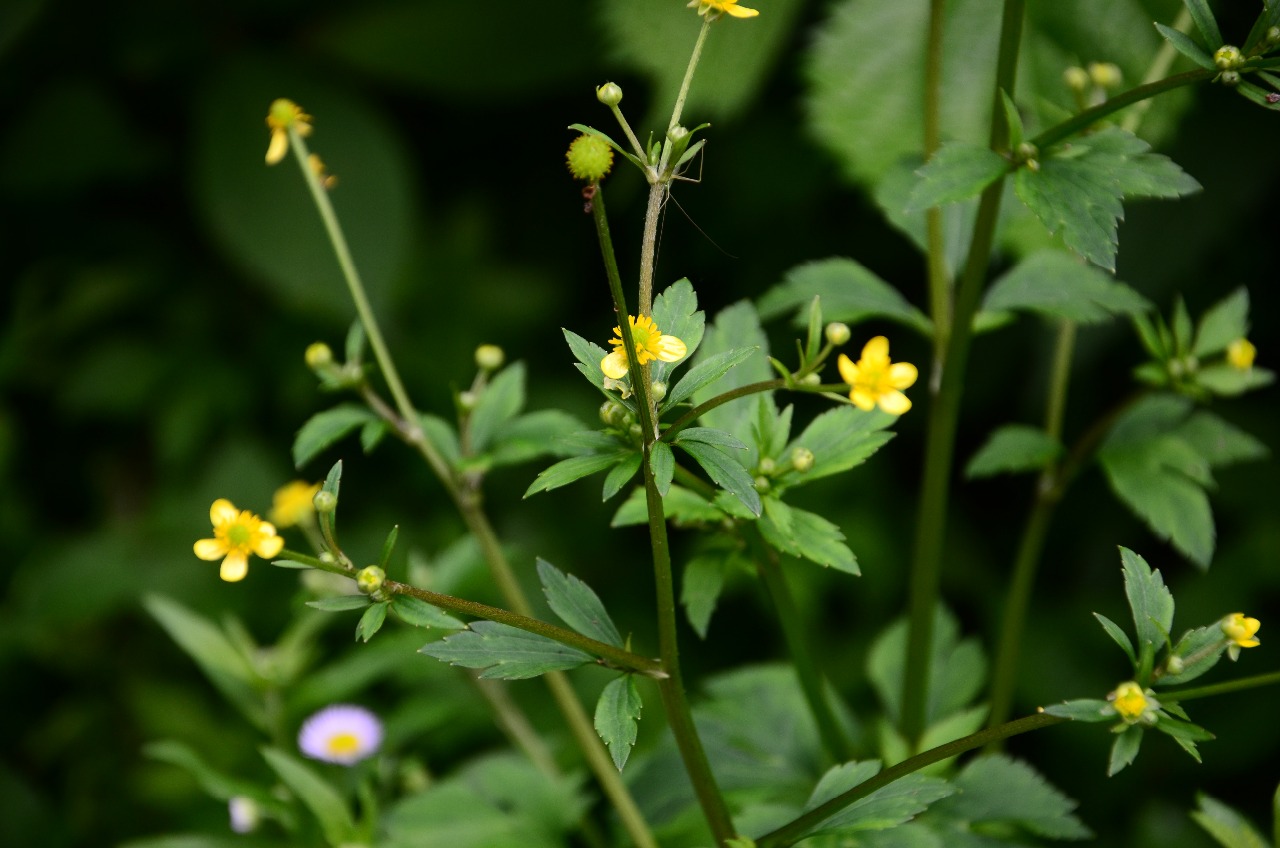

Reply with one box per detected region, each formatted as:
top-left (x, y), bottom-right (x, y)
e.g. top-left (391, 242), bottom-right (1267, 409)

top-left (2, 0), bottom-right (1276, 845)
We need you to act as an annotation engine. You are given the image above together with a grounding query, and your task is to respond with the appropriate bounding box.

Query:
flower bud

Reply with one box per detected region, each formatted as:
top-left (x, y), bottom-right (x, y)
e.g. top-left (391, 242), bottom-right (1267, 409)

top-left (319, 550), bottom-right (336, 564)
top-left (306, 342), bottom-right (334, 370)
top-left (600, 400), bottom-right (626, 426)
top-left (1016, 141), bottom-right (1039, 163)
top-left (668, 125), bottom-right (689, 143)
top-left (1164, 654), bottom-right (1185, 675)
top-left (649, 381), bottom-right (667, 402)
top-left (566, 134), bottom-right (614, 182)
top-left (596, 82), bottom-right (623, 107)
top-left (457, 390), bottom-right (478, 412)
top-left (1219, 70), bottom-right (1241, 87)
top-left (1268, 26), bottom-right (1280, 46)
top-left (356, 565), bottom-right (386, 596)
top-left (753, 476), bottom-right (771, 493)
top-left (475, 344), bottom-right (505, 372)
top-left (1214, 45), bottom-right (1243, 70)
top-left (1062, 65), bottom-right (1090, 92)
top-left (758, 457), bottom-right (776, 475)
top-left (825, 322), bottom-right (851, 346)
top-left (313, 490), bottom-right (337, 514)
top-left (229, 797), bottom-right (261, 834)
top-left (799, 372), bottom-right (822, 387)
top-left (1227, 338), bottom-right (1256, 370)
top-left (1087, 62), bottom-right (1122, 89)
top-left (791, 447), bottom-right (815, 473)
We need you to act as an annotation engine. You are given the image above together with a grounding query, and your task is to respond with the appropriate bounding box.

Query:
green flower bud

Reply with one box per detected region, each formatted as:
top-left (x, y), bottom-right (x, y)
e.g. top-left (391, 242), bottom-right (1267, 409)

top-left (1087, 62), bottom-right (1122, 89)
top-left (600, 400), bottom-right (626, 427)
top-left (596, 82), bottom-right (623, 107)
top-left (319, 550), bottom-right (336, 564)
top-left (566, 134), bottom-right (614, 182)
top-left (668, 125), bottom-right (689, 143)
top-left (1268, 26), bottom-right (1280, 46)
top-left (1062, 65), bottom-right (1090, 92)
top-left (1164, 654), bottom-right (1185, 675)
top-left (628, 423), bottom-right (644, 440)
top-left (356, 565), bottom-right (386, 595)
top-left (1016, 141), bottom-right (1039, 163)
top-left (758, 457), bottom-right (776, 475)
top-left (314, 490), bottom-right (337, 514)
top-left (753, 476), bottom-right (771, 493)
top-left (1220, 70), bottom-right (1241, 87)
top-left (799, 372), bottom-right (822, 387)
top-left (475, 344), bottom-right (505, 372)
top-left (825, 322), bottom-right (851, 346)
top-left (1214, 45), bottom-right (1243, 70)
top-left (305, 342), bottom-right (334, 370)
top-left (791, 447), bottom-right (815, 473)
top-left (457, 390), bottom-right (478, 411)
top-left (649, 381), bottom-right (667, 401)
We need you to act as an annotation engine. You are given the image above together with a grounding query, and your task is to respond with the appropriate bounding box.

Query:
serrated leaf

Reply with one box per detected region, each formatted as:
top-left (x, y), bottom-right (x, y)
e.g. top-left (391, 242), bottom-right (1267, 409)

top-left (906, 142), bottom-right (1010, 211)
top-left (1120, 547), bottom-right (1175, 651)
top-left (966, 424), bottom-right (1064, 478)
top-left (293, 405), bottom-right (378, 468)
top-left (356, 602), bottom-right (388, 642)
top-left (663, 346), bottom-right (759, 411)
top-left (1179, 411), bottom-right (1269, 467)
top-left (935, 754), bottom-right (1091, 839)
top-left (681, 551), bottom-right (738, 638)
top-left (261, 747), bottom-right (358, 845)
top-left (1192, 288), bottom-right (1250, 356)
top-left (419, 620), bottom-right (594, 679)
top-left (1108, 725), bottom-right (1144, 775)
top-left (677, 439), bottom-right (761, 516)
top-left (761, 503), bottom-right (860, 575)
top-left (1154, 715), bottom-right (1216, 743)
top-left (1093, 612), bottom-right (1137, 666)
top-left (1042, 698), bottom-right (1115, 722)
top-left (307, 595), bottom-right (372, 612)
top-left (563, 328), bottom-right (609, 390)
top-left (1155, 22), bottom-right (1217, 69)
top-left (536, 558), bottom-right (623, 648)
top-left (804, 761), bottom-right (954, 837)
top-left (982, 250), bottom-right (1152, 323)
top-left (602, 452), bottom-right (641, 501)
top-left (676, 426), bottom-right (749, 452)
top-left (484, 410), bottom-right (586, 469)
top-left (1195, 364), bottom-right (1276, 397)
top-left (1192, 793), bottom-right (1270, 848)
top-left (649, 279), bottom-right (704, 385)
top-left (611, 484), bottom-right (725, 528)
top-left (594, 675), bottom-right (642, 771)
top-left (524, 451), bottom-right (633, 497)
top-left (776, 406), bottom-right (896, 489)
top-left (757, 257), bottom-right (932, 336)
top-left (468, 362), bottom-right (526, 453)
top-left (392, 595), bottom-right (465, 630)
top-left (1014, 128), bottom-right (1201, 270)
top-left (649, 440), bottom-right (674, 496)
top-left (691, 300), bottom-right (774, 440)
top-left (868, 608), bottom-right (985, 727)
top-left (1158, 624), bottom-right (1225, 686)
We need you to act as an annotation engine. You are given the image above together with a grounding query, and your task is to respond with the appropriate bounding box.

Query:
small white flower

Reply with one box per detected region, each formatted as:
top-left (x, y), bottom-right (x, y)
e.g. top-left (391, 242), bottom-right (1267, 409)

top-left (228, 796), bottom-right (260, 833)
top-left (298, 704), bottom-right (383, 765)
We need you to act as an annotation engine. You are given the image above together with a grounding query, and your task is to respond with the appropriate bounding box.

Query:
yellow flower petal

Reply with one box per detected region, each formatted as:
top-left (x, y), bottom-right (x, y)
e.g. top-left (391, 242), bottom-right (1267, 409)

top-left (849, 388), bottom-right (878, 411)
top-left (254, 527), bottom-right (284, 559)
top-left (725, 3), bottom-right (759, 16)
top-left (210, 499), bottom-right (239, 525)
top-left (601, 350), bottom-right (630, 380)
top-left (837, 353), bottom-right (859, 386)
top-left (861, 336), bottom-right (890, 366)
top-left (878, 390), bottom-right (912, 415)
top-left (194, 538), bottom-right (228, 561)
top-left (265, 129), bottom-right (288, 165)
top-left (888, 361), bottom-right (918, 390)
top-left (657, 335), bottom-right (687, 362)
top-left (220, 551), bottom-right (250, 583)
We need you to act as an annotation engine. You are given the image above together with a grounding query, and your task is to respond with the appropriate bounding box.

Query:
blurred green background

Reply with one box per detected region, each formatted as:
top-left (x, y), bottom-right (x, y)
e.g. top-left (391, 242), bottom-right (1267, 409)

top-left (2, 0), bottom-right (1277, 845)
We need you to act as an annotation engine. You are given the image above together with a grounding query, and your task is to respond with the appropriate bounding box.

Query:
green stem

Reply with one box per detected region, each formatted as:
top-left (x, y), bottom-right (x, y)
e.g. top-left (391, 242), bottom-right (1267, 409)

top-left (668, 19), bottom-right (712, 135)
top-left (663, 379), bottom-right (847, 442)
top-left (986, 320), bottom-right (1075, 732)
top-left (923, 0), bottom-right (951, 371)
top-left (755, 713), bottom-right (1065, 848)
top-left (1160, 670), bottom-right (1280, 704)
top-left (1031, 69), bottom-right (1212, 150)
top-left (1121, 8), bottom-right (1193, 134)
top-left (744, 525), bottom-right (855, 763)
top-left (902, 0), bottom-right (1027, 745)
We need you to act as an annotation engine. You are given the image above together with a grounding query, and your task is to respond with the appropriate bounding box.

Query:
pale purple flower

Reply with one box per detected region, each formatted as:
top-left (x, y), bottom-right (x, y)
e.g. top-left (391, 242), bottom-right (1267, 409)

top-left (228, 796), bottom-right (260, 833)
top-left (297, 704), bottom-right (383, 765)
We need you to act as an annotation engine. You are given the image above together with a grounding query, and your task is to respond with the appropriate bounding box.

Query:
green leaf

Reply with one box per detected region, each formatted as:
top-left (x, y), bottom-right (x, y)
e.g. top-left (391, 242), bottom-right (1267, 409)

top-left (360, 418), bottom-right (388, 453)
top-left (468, 362), bottom-right (525, 453)
top-left (611, 484), bottom-right (726, 528)
top-left (261, 747), bottom-right (358, 845)
top-left (601, 452), bottom-right (641, 501)
top-left (983, 250), bottom-right (1152, 323)
top-left (356, 602), bottom-right (388, 642)
top-left (1154, 715), bottom-right (1216, 743)
top-left (757, 257), bottom-right (932, 336)
top-left (1192, 288), bottom-right (1250, 357)
top-left (868, 608), bottom-right (986, 727)
top-left (1192, 793), bottom-right (1270, 848)
top-left (1042, 698), bottom-right (1114, 722)
top-left (485, 410), bottom-right (586, 469)
top-left (391, 595), bottom-right (465, 630)
top-left (1195, 364), bottom-right (1276, 397)
top-left (563, 328), bottom-right (610, 391)
top-left (760, 503), bottom-right (860, 575)
top-left (965, 424), bottom-right (1064, 478)
top-left (1179, 411), bottom-right (1269, 467)
top-left (1182, 0), bottom-right (1222, 49)
top-left (906, 142), bottom-right (1010, 211)
top-left (677, 439), bottom-right (762, 516)
top-left (306, 595), bottom-right (371, 612)
top-left (524, 451), bottom-right (633, 497)
top-left (594, 675), bottom-right (643, 771)
top-left (419, 621), bottom-right (594, 679)
top-left (1155, 22), bottom-right (1217, 70)
top-left (1120, 547), bottom-right (1175, 652)
top-left (648, 279), bottom-right (704, 385)
top-left (663, 346), bottom-right (759, 411)
top-left (1014, 127), bottom-right (1201, 270)
top-left (935, 754), bottom-right (1091, 839)
top-left (804, 761), bottom-right (954, 837)
top-left (649, 440), bottom-right (674, 496)
top-left (776, 406), bottom-right (897, 489)
top-left (145, 740), bottom-right (283, 808)
top-left (1158, 625), bottom-right (1226, 686)
top-left (691, 300), bottom-right (774, 440)
top-left (1093, 612), bottom-right (1137, 666)
top-left (676, 426), bottom-right (749, 452)
top-left (681, 551), bottom-right (741, 638)
top-left (536, 559), bottom-right (623, 648)
top-left (293, 404), bottom-right (377, 469)
top-left (1108, 725), bottom-right (1144, 775)
top-left (421, 414), bottom-right (462, 470)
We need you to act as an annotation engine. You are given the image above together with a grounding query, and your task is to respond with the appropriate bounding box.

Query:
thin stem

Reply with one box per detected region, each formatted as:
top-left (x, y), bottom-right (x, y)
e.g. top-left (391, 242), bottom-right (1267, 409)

top-left (923, 0), bottom-right (951, 373)
top-left (745, 525), bottom-right (855, 762)
top-left (1121, 8), bottom-right (1193, 134)
top-left (755, 713), bottom-right (1065, 848)
top-left (1162, 670), bottom-right (1280, 703)
top-left (1031, 69), bottom-right (1211, 150)
top-left (902, 0), bottom-right (1027, 745)
top-left (663, 380), bottom-right (847, 442)
top-left (668, 19), bottom-right (712, 134)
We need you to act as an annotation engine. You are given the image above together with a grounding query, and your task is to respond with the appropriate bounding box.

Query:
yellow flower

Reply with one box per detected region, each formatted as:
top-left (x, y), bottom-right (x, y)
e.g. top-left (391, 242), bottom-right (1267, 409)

top-left (265, 98), bottom-right (313, 166)
top-left (1227, 338), bottom-right (1256, 370)
top-left (1222, 612), bottom-right (1261, 660)
top-left (270, 480), bottom-right (321, 528)
top-left (600, 314), bottom-right (687, 380)
top-left (1108, 680), bottom-right (1156, 724)
top-left (837, 336), bottom-right (918, 414)
top-left (688, 0), bottom-right (759, 18)
top-left (193, 499), bottom-right (285, 582)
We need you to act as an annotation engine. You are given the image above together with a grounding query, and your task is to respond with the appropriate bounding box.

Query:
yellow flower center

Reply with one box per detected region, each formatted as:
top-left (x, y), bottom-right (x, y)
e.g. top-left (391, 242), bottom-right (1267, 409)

top-left (325, 732), bottom-right (362, 757)
top-left (613, 315), bottom-right (663, 365)
top-left (1111, 681), bottom-right (1149, 722)
top-left (225, 522), bottom-right (253, 549)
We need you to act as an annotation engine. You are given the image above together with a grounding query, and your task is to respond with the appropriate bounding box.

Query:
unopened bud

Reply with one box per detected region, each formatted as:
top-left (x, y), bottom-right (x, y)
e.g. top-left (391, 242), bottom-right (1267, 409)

top-left (668, 125), bottom-right (689, 143)
top-left (753, 476), bottom-right (771, 493)
top-left (1016, 141), bottom-right (1039, 163)
top-left (1268, 26), bottom-right (1280, 46)
top-left (825, 322), bottom-right (851, 346)
top-left (791, 447), bottom-right (815, 473)
top-left (1063, 66), bottom-right (1090, 92)
top-left (356, 565), bottom-right (386, 595)
top-left (596, 82), bottom-right (623, 107)
top-left (1165, 655), bottom-right (1185, 675)
top-left (600, 400), bottom-right (626, 427)
top-left (628, 423), bottom-right (643, 440)
top-left (1214, 45), bottom-right (1243, 70)
top-left (475, 344), bottom-right (505, 372)
top-left (305, 342), bottom-right (334, 370)
top-left (758, 457), bottom-right (776, 475)
top-left (1220, 70), bottom-right (1241, 86)
top-left (458, 390), bottom-right (478, 411)
top-left (1087, 62), bottom-right (1122, 89)
top-left (649, 381), bottom-right (667, 401)
top-left (313, 490), bottom-right (337, 514)
top-left (799, 372), bottom-right (822, 387)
